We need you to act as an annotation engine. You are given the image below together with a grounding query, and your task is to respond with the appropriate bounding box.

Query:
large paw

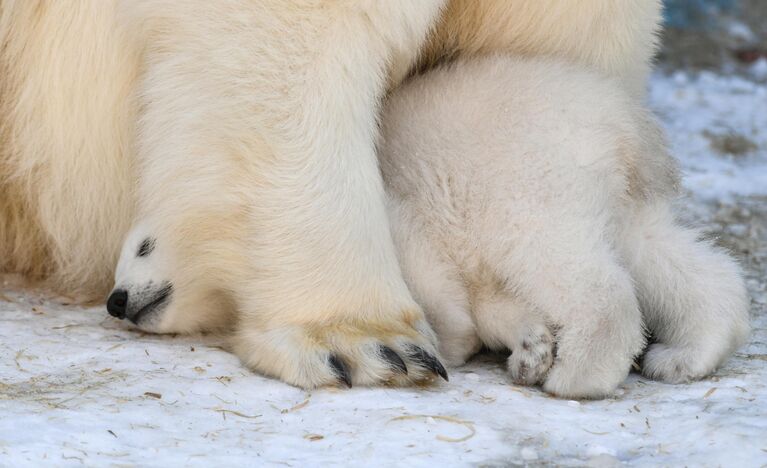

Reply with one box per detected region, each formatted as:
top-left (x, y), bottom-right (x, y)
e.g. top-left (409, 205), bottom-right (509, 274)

top-left (232, 314), bottom-right (448, 389)
top-left (642, 343), bottom-right (715, 383)
top-left (506, 324), bottom-right (554, 386)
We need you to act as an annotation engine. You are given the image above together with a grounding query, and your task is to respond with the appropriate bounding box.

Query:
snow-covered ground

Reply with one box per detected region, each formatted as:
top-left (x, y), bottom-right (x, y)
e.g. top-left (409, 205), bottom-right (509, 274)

top-left (2, 72), bottom-right (766, 467)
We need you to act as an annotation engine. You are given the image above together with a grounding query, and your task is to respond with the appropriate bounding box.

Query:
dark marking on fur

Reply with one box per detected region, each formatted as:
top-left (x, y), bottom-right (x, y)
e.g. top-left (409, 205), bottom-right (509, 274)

top-left (517, 362), bottom-right (528, 380)
top-left (379, 345), bottom-right (408, 374)
top-left (405, 345), bottom-right (448, 381)
top-left (329, 354), bottom-right (352, 388)
top-left (137, 237), bottom-right (156, 258)
top-left (129, 282), bottom-right (173, 325)
top-left (522, 341), bottom-right (531, 351)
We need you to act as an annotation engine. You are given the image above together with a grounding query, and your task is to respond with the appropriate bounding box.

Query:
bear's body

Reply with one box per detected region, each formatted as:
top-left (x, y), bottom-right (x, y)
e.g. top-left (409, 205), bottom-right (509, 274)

top-left (0, 0), bottom-right (662, 298)
top-left (1, 1), bottom-right (448, 388)
top-left (2, 1), bottom-right (665, 389)
top-left (380, 57), bottom-right (750, 398)
top-left (418, 0), bottom-right (663, 98)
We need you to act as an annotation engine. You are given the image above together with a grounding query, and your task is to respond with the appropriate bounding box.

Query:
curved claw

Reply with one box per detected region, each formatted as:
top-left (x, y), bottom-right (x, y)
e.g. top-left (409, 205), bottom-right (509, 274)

top-left (406, 345), bottom-right (449, 382)
top-left (329, 354), bottom-right (352, 388)
top-left (379, 345), bottom-right (408, 374)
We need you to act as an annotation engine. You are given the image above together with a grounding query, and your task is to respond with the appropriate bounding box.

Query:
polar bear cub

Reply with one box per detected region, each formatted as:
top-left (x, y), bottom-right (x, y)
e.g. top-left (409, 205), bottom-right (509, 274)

top-left (111, 56), bottom-right (750, 398)
top-left (380, 56), bottom-right (750, 398)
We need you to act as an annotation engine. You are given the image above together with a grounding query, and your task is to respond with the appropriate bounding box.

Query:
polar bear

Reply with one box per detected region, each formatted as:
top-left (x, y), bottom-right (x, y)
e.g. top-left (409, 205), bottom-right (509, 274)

top-left (381, 56), bottom-right (751, 397)
top-left (1, 1), bottom-right (662, 389)
top-left (111, 56), bottom-right (751, 398)
top-left (110, 218), bottom-right (446, 387)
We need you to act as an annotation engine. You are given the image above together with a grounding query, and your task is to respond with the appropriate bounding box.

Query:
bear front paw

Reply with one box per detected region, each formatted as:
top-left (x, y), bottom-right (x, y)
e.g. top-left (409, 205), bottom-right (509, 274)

top-left (232, 311), bottom-right (448, 389)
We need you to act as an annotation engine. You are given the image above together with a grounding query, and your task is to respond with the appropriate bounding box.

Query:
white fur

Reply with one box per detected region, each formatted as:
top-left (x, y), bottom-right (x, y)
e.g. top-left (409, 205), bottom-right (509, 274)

top-left (115, 56), bottom-right (750, 397)
top-left (620, 202), bottom-right (751, 382)
top-left (3, 0), bottom-right (448, 389)
top-left (419, 0), bottom-right (663, 97)
top-left (0, 1), bottom-right (662, 298)
top-left (111, 219), bottom-right (238, 333)
top-left (380, 57), bottom-right (750, 398)
top-left (2, 1), bottom-right (662, 389)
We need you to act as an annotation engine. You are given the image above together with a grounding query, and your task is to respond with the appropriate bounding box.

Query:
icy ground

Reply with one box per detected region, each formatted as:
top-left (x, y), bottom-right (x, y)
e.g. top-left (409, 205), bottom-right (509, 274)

top-left (2, 72), bottom-right (766, 467)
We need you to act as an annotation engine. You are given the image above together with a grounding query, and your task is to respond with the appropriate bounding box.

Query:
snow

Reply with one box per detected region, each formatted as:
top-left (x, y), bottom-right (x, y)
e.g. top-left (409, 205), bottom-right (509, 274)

top-left (2, 72), bottom-right (767, 467)
top-left (651, 71), bottom-right (767, 200)
top-left (726, 20), bottom-right (756, 42)
top-left (750, 59), bottom-right (767, 81)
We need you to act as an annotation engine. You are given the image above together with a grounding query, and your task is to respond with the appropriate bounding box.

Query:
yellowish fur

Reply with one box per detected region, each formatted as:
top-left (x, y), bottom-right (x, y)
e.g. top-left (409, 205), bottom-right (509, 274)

top-left (420, 0), bottom-right (663, 97)
top-left (0, 2), bottom-right (662, 301)
top-left (0, 0), bottom-right (140, 295)
top-left (115, 55), bottom-right (749, 397)
top-left (1, 1), bottom-right (662, 389)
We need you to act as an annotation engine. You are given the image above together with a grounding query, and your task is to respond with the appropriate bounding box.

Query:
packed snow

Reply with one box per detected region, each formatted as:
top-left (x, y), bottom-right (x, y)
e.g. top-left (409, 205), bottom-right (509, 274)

top-left (1, 72), bottom-right (766, 467)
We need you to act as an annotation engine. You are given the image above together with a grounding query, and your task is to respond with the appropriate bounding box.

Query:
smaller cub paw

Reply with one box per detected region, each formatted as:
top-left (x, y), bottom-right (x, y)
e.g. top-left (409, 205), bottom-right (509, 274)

top-left (507, 325), bottom-right (554, 386)
top-left (642, 343), bottom-right (713, 383)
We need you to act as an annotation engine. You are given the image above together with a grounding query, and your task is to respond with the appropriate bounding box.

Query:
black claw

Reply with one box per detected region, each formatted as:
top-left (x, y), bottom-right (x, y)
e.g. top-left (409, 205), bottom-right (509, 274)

top-left (329, 354), bottom-right (352, 388)
top-left (379, 345), bottom-right (408, 374)
top-left (406, 346), bottom-right (449, 382)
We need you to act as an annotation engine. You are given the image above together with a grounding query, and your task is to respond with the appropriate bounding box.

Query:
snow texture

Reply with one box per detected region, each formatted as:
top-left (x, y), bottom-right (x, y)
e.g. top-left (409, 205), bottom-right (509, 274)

top-left (1, 72), bottom-right (766, 467)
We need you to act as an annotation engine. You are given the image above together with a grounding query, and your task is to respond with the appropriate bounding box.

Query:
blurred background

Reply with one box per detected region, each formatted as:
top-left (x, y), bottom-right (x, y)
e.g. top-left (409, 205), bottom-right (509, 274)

top-left (662, 0), bottom-right (767, 77)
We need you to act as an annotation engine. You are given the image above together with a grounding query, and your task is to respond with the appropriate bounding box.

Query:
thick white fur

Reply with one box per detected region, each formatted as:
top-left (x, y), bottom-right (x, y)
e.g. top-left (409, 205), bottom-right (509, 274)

top-left (418, 0), bottom-right (663, 97)
top-left (116, 56), bottom-right (751, 397)
top-left (380, 57), bottom-right (751, 398)
top-left (0, 0), bottom-right (662, 298)
top-left (1, 1), bottom-right (662, 389)
top-left (2, 0), bottom-right (447, 389)
top-left (111, 218), bottom-right (241, 334)
top-left (0, 1), bottom-right (141, 292)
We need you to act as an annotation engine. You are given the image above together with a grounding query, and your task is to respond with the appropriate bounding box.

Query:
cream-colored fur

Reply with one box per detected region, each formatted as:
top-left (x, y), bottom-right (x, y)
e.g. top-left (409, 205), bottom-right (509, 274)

top-left (0, 1), bottom-right (140, 293)
top-left (380, 57), bottom-right (751, 398)
top-left (0, 1), bottom-right (662, 298)
top-left (1, 1), bottom-right (662, 389)
top-left (114, 56), bottom-right (751, 398)
top-left (419, 0), bottom-right (663, 97)
top-left (2, 0), bottom-right (447, 389)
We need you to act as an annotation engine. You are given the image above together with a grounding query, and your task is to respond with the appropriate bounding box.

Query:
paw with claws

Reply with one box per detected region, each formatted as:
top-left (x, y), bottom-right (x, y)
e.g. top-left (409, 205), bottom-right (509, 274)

top-left (328, 344), bottom-right (448, 388)
top-left (233, 315), bottom-right (448, 389)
